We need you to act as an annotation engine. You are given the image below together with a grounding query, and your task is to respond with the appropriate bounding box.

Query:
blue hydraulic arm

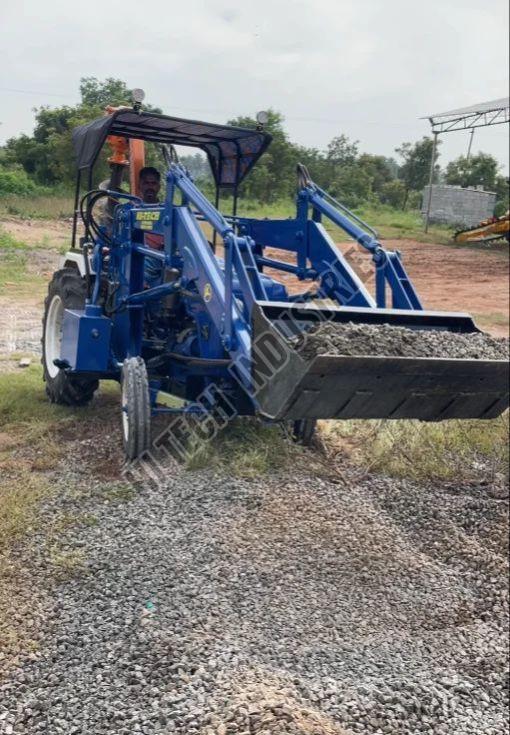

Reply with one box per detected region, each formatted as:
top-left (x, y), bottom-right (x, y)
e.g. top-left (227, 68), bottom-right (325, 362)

top-left (238, 169), bottom-right (424, 311)
top-left (167, 165), bottom-right (269, 386)
top-left (303, 182), bottom-right (423, 310)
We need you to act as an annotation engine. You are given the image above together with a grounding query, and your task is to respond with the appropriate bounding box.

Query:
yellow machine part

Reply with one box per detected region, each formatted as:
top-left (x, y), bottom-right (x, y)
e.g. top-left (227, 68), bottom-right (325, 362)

top-left (454, 214), bottom-right (510, 244)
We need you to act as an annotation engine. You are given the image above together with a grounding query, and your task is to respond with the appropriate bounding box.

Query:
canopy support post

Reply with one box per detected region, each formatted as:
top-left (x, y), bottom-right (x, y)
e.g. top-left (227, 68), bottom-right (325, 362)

top-left (71, 170), bottom-right (82, 249)
top-left (212, 185), bottom-right (220, 252)
top-left (232, 185), bottom-right (239, 219)
top-left (424, 131), bottom-right (438, 233)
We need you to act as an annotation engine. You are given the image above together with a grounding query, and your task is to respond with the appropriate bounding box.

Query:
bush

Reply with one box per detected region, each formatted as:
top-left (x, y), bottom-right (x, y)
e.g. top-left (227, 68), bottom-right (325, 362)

top-left (494, 199), bottom-right (509, 217)
top-left (329, 165), bottom-right (372, 209)
top-left (0, 166), bottom-right (40, 196)
top-left (380, 180), bottom-right (406, 208)
top-left (407, 190), bottom-right (422, 210)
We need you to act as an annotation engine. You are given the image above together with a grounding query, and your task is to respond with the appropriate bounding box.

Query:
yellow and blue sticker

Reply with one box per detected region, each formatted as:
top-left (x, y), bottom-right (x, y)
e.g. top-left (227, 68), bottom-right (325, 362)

top-left (135, 210), bottom-right (161, 231)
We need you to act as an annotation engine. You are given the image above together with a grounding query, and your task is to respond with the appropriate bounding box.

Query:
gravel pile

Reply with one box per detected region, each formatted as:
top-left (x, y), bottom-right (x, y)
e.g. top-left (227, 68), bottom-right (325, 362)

top-left (297, 322), bottom-right (509, 362)
top-left (0, 449), bottom-right (508, 735)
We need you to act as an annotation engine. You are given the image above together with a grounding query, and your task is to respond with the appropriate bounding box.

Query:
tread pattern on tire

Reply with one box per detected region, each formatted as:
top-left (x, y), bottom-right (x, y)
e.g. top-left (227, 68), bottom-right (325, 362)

top-left (42, 268), bottom-right (99, 405)
top-left (122, 357), bottom-right (151, 460)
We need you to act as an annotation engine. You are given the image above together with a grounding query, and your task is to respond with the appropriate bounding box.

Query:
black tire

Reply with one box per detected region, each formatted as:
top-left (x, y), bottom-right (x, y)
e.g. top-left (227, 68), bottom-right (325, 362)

top-left (292, 418), bottom-right (317, 446)
top-left (42, 268), bottom-right (99, 405)
top-left (121, 357), bottom-right (151, 460)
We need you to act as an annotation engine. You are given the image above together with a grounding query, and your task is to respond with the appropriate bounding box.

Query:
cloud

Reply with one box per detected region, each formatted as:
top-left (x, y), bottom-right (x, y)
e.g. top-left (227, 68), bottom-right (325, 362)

top-left (1, 0), bottom-right (508, 169)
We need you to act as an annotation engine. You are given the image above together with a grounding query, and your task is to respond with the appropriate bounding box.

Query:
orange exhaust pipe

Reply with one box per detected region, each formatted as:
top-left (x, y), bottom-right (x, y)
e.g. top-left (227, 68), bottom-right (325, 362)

top-left (105, 104), bottom-right (145, 196)
top-left (129, 139), bottom-right (145, 197)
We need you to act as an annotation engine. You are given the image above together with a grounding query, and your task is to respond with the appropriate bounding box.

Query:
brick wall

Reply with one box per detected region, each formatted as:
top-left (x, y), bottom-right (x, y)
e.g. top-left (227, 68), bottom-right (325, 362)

top-left (422, 185), bottom-right (496, 227)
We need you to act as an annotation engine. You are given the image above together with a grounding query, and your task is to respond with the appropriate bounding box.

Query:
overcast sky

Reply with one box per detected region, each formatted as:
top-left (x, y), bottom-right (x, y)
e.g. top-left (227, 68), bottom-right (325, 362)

top-left (1, 0), bottom-right (509, 172)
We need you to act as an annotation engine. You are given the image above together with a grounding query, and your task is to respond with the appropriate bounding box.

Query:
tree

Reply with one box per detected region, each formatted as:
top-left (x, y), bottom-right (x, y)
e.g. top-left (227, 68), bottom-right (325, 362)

top-left (329, 164), bottom-right (372, 208)
top-left (395, 136), bottom-right (441, 209)
top-left (2, 77), bottom-right (161, 186)
top-left (445, 152), bottom-right (499, 190)
top-left (358, 154), bottom-right (395, 195)
top-left (179, 152), bottom-right (211, 183)
top-left (380, 180), bottom-right (406, 208)
top-left (326, 135), bottom-right (358, 166)
top-left (79, 77), bottom-right (133, 109)
top-left (494, 175), bottom-right (509, 216)
top-left (227, 110), bottom-right (296, 201)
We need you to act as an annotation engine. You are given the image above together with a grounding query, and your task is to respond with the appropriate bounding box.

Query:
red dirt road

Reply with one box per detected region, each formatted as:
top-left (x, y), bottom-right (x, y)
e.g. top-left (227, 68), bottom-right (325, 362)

top-left (265, 238), bottom-right (509, 337)
top-left (375, 239), bottom-right (509, 337)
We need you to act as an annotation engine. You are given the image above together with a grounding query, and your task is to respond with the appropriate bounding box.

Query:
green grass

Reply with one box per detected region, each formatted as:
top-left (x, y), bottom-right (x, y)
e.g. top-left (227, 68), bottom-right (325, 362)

top-left (0, 226), bottom-right (30, 288)
top-left (472, 312), bottom-right (509, 331)
top-left (323, 414), bottom-right (509, 484)
top-left (230, 198), bottom-right (454, 244)
top-left (356, 204), bottom-right (454, 244)
top-left (0, 364), bottom-right (119, 547)
top-left (1, 189), bottom-right (455, 244)
top-left (48, 547), bottom-right (87, 580)
top-left (0, 365), bottom-right (64, 547)
top-left (0, 363), bottom-right (67, 426)
top-left (0, 363), bottom-right (119, 433)
top-left (0, 193), bottom-right (75, 220)
top-left (0, 227), bottom-right (31, 251)
top-left (0, 470), bottom-right (53, 550)
top-left (0, 226), bottom-right (45, 296)
top-left (184, 418), bottom-right (300, 478)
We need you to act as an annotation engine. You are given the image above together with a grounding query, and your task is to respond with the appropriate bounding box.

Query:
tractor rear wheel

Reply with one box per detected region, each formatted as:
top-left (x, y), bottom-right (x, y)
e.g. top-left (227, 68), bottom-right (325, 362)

top-left (121, 357), bottom-right (151, 460)
top-left (42, 268), bottom-right (99, 405)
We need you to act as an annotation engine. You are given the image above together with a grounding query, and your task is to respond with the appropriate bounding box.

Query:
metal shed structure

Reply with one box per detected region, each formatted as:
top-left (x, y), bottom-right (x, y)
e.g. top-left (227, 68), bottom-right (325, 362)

top-left (421, 97), bottom-right (510, 231)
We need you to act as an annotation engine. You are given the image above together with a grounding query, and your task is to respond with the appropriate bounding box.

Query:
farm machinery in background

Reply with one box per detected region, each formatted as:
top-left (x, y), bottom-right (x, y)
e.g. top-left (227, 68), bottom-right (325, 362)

top-left (453, 212), bottom-right (510, 245)
top-left (42, 93), bottom-right (509, 458)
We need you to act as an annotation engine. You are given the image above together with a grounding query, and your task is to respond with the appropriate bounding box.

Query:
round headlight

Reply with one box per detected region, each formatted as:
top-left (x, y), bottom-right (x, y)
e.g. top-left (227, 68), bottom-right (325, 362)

top-left (256, 110), bottom-right (269, 125)
top-left (132, 88), bottom-right (146, 104)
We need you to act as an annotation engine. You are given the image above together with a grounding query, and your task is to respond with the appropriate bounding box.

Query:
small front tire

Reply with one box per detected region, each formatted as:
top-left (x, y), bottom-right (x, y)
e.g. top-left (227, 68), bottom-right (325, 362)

top-left (121, 357), bottom-right (151, 460)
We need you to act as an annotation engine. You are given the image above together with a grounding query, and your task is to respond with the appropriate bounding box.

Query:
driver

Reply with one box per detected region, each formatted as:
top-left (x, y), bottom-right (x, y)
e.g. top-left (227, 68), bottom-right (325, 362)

top-left (138, 167), bottom-right (164, 287)
top-left (139, 166), bottom-right (161, 205)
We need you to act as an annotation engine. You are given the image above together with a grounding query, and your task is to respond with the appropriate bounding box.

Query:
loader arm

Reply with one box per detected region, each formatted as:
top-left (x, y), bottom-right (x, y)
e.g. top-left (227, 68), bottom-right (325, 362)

top-left (163, 166), bottom-right (508, 423)
top-left (53, 105), bottom-right (508, 460)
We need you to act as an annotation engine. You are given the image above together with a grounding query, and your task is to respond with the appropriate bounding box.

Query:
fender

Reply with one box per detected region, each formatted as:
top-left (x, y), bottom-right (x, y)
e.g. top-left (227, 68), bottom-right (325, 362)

top-left (60, 250), bottom-right (95, 277)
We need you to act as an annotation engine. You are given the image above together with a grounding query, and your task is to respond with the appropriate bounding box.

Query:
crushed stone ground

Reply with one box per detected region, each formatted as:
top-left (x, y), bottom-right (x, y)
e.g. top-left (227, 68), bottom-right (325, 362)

top-left (0, 450), bottom-right (508, 735)
top-left (297, 322), bottom-right (509, 362)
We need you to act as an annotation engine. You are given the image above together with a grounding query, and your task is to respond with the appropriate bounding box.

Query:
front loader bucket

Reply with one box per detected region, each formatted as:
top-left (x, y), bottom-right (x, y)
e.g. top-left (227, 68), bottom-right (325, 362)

top-left (251, 302), bottom-right (509, 422)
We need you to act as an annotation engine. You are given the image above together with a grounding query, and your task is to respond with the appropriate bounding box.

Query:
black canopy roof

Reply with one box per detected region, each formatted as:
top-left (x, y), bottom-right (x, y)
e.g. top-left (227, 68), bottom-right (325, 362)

top-left (72, 109), bottom-right (272, 188)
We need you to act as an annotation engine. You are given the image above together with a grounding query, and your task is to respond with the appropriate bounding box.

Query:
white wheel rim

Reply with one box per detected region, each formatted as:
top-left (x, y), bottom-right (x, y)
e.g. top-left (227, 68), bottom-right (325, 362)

top-left (45, 295), bottom-right (64, 378)
top-left (121, 378), bottom-right (130, 442)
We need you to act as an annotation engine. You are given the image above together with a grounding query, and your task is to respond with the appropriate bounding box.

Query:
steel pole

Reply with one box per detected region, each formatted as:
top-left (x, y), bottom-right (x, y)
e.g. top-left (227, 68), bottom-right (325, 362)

top-left (424, 132), bottom-right (438, 233)
top-left (466, 128), bottom-right (475, 161)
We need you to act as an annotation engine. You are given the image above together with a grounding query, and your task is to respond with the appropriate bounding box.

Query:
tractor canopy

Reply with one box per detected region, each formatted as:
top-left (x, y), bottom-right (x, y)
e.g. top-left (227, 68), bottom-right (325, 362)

top-left (72, 109), bottom-right (272, 188)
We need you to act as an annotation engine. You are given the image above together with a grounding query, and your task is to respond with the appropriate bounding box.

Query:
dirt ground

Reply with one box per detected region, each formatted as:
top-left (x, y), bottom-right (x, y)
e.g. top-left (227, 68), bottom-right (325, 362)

top-left (377, 239), bottom-right (509, 337)
top-left (1, 217), bottom-right (71, 250)
top-left (0, 219), bottom-right (508, 344)
top-left (265, 238), bottom-right (509, 337)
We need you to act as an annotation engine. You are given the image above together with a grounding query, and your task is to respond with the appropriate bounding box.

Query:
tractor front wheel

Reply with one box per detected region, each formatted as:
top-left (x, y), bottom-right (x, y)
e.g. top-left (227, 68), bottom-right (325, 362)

top-left (121, 357), bottom-right (151, 460)
top-left (292, 418), bottom-right (317, 446)
top-left (42, 268), bottom-right (99, 405)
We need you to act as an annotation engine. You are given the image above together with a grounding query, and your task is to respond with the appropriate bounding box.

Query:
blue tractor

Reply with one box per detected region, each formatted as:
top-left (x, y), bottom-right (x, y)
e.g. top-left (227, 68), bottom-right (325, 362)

top-left (42, 100), bottom-right (509, 458)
